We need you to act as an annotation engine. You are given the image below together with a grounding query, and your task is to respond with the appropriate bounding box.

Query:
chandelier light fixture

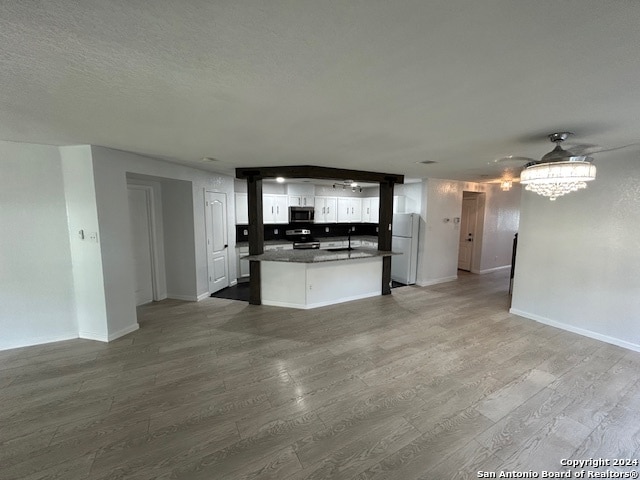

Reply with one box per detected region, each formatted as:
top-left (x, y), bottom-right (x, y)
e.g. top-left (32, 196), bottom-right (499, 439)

top-left (519, 132), bottom-right (597, 201)
top-left (500, 179), bottom-right (513, 191)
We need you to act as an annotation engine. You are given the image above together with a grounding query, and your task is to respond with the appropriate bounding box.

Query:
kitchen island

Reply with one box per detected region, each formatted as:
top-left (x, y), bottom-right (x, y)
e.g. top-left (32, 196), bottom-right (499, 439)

top-left (244, 248), bottom-right (397, 309)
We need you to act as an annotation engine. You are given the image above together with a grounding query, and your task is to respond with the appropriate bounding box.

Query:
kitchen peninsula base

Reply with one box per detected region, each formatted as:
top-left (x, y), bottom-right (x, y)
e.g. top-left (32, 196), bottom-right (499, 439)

top-left (244, 249), bottom-right (396, 309)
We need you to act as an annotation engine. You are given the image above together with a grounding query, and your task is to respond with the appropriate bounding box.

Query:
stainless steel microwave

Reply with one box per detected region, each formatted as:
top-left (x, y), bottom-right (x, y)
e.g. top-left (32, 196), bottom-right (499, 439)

top-left (288, 206), bottom-right (314, 223)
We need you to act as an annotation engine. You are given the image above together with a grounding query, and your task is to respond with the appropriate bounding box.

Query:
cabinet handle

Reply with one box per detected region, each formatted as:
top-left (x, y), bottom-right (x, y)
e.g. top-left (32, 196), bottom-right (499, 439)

top-left (303, 198), bottom-right (306, 206)
top-left (323, 207), bottom-right (325, 214)
top-left (277, 206), bottom-right (279, 214)
top-left (352, 207), bottom-right (354, 214)
top-left (272, 206), bottom-right (274, 214)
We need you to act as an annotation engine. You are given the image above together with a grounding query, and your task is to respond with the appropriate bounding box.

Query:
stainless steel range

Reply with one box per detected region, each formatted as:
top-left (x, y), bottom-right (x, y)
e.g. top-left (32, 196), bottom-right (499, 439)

top-left (286, 229), bottom-right (320, 250)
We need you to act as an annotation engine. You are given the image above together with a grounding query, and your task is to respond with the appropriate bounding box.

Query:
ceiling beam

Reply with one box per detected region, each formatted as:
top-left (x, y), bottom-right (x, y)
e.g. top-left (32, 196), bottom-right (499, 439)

top-left (236, 165), bottom-right (404, 184)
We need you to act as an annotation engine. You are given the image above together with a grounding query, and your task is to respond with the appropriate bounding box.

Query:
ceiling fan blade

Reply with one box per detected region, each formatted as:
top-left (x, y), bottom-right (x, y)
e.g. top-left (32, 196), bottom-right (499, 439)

top-left (569, 142), bottom-right (640, 156)
top-left (492, 155), bottom-right (537, 164)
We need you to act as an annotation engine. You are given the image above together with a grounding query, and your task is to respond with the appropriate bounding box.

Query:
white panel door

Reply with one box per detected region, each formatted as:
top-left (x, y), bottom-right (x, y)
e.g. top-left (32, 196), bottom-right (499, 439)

top-left (458, 196), bottom-right (477, 271)
top-left (205, 191), bottom-right (229, 293)
top-left (128, 186), bottom-right (154, 305)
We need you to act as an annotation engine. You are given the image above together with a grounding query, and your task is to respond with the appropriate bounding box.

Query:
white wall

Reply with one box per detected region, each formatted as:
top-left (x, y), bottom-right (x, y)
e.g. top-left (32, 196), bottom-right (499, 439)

top-left (511, 150), bottom-right (640, 352)
top-left (479, 184), bottom-right (520, 273)
top-left (60, 146), bottom-right (109, 341)
top-left (416, 178), bottom-right (521, 286)
top-left (0, 141), bottom-right (77, 350)
top-left (90, 146), bottom-right (236, 334)
top-left (162, 179), bottom-right (197, 299)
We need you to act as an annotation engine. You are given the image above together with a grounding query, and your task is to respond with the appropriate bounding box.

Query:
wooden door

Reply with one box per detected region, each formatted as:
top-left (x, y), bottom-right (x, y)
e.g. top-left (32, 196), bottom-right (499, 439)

top-left (458, 196), bottom-right (478, 271)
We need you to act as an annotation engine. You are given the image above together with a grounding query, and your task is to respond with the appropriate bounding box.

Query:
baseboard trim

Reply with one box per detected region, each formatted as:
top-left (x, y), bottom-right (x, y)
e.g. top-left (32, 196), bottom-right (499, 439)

top-left (473, 265), bottom-right (511, 275)
top-left (196, 292), bottom-right (210, 302)
top-left (229, 280), bottom-right (238, 287)
top-left (0, 332), bottom-right (78, 352)
top-left (167, 294), bottom-right (198, 302)
top-left (108, 323), bottom-right (139, 342)
top-left (417, 275), bottom-right (458, 287)
top-left (79, 330), bottom-right (109, 342)
top-left (509, 308), bottom-right (640, 353)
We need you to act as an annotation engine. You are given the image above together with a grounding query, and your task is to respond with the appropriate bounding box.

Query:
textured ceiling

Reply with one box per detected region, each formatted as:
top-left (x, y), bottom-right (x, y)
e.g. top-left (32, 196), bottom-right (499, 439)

top-left (1, 1), bottom-right (640, 182)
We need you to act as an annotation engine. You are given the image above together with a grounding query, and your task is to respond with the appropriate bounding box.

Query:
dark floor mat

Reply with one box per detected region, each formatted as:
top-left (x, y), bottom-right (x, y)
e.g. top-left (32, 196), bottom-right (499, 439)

top-left (210, 282), bottom-right (250, 302)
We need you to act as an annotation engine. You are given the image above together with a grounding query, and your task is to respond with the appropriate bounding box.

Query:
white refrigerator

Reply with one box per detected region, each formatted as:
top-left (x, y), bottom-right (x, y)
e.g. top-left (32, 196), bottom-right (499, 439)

top-left (391, 213), bottom-right (420, 285)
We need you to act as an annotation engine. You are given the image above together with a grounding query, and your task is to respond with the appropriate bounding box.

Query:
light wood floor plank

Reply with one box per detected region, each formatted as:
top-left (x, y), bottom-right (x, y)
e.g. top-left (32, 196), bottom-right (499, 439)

top-left (2, 270), bottom-right (640, 479)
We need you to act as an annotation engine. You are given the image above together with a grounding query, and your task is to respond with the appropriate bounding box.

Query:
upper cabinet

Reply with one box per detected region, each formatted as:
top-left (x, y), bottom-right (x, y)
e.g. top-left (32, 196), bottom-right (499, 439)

top-left (235, 185), bottom-right (382, 225)
top-left (337, 197), bottom-right (362, 223)
top-left (235, 193), bottom-right (248, 225)
top-left (263, 194), bottom-right (288, 224)
top-left (314, 196), bottom-right (337, 223)
top-left (287, 183), bottom-right (315, 207)
top-left (288, 195), bottom-right (315, 207)
top-left (361, 197), bottom-right (379, 223)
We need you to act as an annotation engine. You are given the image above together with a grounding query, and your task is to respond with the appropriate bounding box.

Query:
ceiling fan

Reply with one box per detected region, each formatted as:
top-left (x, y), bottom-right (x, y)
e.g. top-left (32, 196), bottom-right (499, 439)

top-left (495, 132), bottom-right (636, 200)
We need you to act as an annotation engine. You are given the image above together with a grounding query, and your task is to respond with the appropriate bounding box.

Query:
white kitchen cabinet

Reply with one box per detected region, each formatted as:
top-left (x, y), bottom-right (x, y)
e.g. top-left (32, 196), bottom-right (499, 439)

top-left (393, 195), bottom-right (406, 214)
top-left (319, 240), bottom-right (347, 249)
top-left (263, 194), bottom-right (288, 224)
top-left (361, 197), bottom-right (379, 223)
top-left (235, 193), bottom-right (248, 225)
top-left (337, 197), bottom-right (362, 223)
top-left (264, 243), bottom-right (294, 251)
top-left (314, 196), bottom-right (337, 223)
top-left (288, 195), bottom-right (314, 207)
top-left (237, 246), bottom-right (250, 279)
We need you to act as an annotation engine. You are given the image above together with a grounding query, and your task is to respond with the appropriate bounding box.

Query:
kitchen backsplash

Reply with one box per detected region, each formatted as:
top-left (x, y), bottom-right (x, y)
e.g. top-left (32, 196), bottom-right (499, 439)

top-left (235, 222), bottom-right (379, 243)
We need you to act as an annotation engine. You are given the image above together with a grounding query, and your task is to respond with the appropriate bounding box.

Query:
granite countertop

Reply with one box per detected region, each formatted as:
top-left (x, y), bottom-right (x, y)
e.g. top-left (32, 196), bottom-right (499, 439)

top-left (236, 235), bottom-right (378, 248)
top-left (243, 247), bottom-right (399, 264)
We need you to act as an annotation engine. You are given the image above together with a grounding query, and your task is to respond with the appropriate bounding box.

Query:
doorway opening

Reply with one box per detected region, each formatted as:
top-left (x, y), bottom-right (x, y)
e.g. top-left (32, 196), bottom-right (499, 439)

top-left (127, 184), bottom-right (159, 306)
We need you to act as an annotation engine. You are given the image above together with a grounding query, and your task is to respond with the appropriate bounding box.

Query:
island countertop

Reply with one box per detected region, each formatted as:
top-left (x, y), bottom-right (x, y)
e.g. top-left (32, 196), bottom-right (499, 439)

top-left (243, 247), bottom-right (398, 264)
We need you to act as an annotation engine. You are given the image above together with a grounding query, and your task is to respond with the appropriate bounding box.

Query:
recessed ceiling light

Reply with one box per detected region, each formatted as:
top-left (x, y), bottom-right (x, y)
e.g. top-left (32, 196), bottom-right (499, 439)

top-left (276, 177), bottom-right (285, 183)
top-left (201, 157), bottom-right (218, 162)
top-left (417, 160), bottom-right (437, 165)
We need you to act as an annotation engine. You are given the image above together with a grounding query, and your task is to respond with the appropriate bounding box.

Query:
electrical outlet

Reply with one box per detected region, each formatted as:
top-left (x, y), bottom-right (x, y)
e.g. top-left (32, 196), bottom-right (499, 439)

top-left (274, 228), bottom-right (278, 234)
top-left (243, 229), bottom-right (248, 235)
top-left (325, 227), bottom-right (329, 233)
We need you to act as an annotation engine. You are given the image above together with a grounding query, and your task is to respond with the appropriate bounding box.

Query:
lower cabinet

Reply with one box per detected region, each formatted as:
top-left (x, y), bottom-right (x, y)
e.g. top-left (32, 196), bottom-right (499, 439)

top-left (237, 247), bottom-right (250, 280)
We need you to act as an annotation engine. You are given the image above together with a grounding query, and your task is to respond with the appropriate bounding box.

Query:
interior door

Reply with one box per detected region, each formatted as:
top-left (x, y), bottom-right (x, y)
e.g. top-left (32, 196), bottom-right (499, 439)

top-left (205, 191), bottom-right (229, 294)
top-left (128, 186), bottom-right (154, 305)
top-left (458, 196), bottom-right (478, 271)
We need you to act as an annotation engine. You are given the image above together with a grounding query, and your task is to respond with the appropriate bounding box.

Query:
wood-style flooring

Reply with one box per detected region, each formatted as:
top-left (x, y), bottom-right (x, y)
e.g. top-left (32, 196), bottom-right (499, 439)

top-left (2, 270), bottom-right (640, 479)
